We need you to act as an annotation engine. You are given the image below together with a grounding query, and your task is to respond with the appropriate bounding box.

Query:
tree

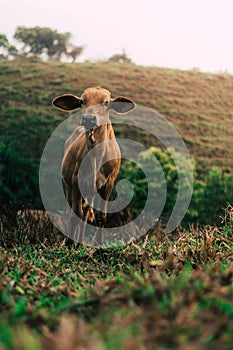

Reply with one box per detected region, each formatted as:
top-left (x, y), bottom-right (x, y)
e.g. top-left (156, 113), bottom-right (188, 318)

top-left (47, 31), bottom-right (71, 61)
top-left (68, 44), bottom-right (84, 63)
top-left (109, 49), bottom-right (133, 64)
top-left (14, 26), bottom-right (59, 59)
top-left (0, 34), bottom-right (8, 49)
top-left (14, 26), bottom-right (83, 62)
top-left (0, 34), bottom-right (18, 59)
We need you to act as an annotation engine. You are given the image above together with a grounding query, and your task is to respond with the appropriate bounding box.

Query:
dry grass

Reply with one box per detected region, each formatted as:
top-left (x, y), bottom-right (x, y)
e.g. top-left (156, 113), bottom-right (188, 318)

top-left (1, 60), bottom-right (233, 173)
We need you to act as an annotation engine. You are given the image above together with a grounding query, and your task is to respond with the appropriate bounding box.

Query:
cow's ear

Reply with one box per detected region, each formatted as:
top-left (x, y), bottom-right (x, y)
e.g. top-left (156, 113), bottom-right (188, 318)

top-left (110, 96), bottom-right (135, 114)
top-left (52, 94), bottom-right (82, 111)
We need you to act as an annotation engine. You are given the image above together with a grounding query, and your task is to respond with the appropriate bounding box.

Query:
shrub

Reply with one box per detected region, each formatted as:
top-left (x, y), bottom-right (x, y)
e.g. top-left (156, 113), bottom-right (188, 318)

top-left (196, 167), bottom-right (233, 225)
top-left (119, 147), bottom-right (233, 227)
top-left (119, 147), bottom-right (194, 225)
top-left (0, 139), bottom-right (41, 211)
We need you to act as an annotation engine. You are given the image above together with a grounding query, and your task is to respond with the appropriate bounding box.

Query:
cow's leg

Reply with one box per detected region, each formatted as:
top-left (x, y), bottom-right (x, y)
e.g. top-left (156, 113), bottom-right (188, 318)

top-left (96, 179), bottom-right (115, 245)
top-left (62, 180), bottom-right (73, 236)
top-left (63, 179), bottom-right (72, 208)
top-left (78, 198), bottom-right (94, 244)
top-left (70, 175), bottom-right (83, 242)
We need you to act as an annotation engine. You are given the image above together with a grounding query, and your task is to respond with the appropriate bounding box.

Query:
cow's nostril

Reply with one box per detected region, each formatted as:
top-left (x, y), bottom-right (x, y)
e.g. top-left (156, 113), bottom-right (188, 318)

top-left (80, 115), bottom-right (97, 129)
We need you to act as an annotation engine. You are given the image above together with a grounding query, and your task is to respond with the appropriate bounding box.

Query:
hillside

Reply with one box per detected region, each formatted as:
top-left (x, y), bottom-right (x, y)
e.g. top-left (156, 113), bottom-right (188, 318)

top-left (1, 60), bottom-right (233, 349)
top-left (1, 59), bottom-right (233, 173)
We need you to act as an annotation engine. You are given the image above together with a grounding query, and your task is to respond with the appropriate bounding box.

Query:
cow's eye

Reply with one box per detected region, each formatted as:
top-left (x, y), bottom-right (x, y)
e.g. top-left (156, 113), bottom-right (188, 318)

top-left (80, 99), bottom-right (86, 107)
top-left (103, 101), bottom-right (109, 107)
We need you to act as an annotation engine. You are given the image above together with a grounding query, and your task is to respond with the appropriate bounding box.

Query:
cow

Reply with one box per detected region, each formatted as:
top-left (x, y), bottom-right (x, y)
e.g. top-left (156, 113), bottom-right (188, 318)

top-left (52, 86), bottom-right (135, 244)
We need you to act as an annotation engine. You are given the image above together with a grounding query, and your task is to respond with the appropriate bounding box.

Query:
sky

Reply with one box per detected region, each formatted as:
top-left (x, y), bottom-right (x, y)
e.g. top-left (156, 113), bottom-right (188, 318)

top-left (1, 0), bottom-right (233, 73)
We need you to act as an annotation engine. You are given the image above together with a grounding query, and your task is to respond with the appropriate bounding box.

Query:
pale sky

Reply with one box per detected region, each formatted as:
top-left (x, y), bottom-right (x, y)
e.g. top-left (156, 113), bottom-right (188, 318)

top-left (1, 0), bottom-right (233, 73)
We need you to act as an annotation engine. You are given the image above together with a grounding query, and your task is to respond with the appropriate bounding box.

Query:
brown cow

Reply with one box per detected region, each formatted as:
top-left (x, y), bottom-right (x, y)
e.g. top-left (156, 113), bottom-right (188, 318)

top-left (52, 86), bottom-right (135, 244)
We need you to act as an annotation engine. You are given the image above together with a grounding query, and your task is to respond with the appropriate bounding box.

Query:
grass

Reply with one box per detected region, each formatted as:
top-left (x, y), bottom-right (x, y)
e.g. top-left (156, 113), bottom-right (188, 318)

top-left (0, 207), bottom-right (233, 349)
top-left (1, 58), bottom-right (233, 348)
top-left (1, 59), bottom-right (233, 172)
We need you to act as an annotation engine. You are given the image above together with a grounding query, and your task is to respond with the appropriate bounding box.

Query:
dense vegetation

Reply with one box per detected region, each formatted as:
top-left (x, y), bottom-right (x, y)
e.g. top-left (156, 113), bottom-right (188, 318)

top-left (119, 147), bottom-right (233, 226)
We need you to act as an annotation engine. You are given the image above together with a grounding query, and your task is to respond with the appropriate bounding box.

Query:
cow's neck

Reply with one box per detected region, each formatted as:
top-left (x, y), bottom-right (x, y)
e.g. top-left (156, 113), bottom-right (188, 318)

top-left (85, 123), bottom-right (115, 149)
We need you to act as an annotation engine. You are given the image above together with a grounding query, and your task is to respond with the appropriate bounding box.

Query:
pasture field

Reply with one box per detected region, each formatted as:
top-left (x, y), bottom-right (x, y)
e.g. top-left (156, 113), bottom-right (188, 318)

top-left (1, 59), bottom-right (233, 349)
top-left (0, 207), bottom-right (233, 349)
top-left (1, 59), bottom-right (233, 172)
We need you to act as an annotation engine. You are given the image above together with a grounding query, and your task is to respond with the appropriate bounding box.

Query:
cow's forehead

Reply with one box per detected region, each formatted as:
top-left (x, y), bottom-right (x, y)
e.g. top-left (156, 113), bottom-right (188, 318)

top-left (81, 87), bottom-right (111, 103)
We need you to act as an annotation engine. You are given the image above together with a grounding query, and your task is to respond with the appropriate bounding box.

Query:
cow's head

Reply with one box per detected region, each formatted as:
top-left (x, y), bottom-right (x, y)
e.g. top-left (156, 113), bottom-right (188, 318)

top-left (52, 86), bottom-right (135, 128)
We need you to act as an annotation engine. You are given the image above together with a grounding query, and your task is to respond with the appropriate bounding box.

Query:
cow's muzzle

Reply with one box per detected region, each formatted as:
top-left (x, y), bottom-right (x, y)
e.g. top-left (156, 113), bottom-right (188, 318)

top-left (80, 115), bottom-right (97, 129)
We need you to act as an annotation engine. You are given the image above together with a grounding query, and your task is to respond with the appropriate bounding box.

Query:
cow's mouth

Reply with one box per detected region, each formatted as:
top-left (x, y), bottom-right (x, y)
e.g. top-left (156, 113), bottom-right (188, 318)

top-left (80, 115), bottom-right (98, 129)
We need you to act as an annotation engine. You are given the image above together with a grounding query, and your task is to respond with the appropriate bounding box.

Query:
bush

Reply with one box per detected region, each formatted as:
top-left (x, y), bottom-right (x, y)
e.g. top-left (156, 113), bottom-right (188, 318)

top-left (0, 139), bottom-right (41, 211)
top-left (119, 147), bottom-right (194, 225)
top-left (119, 147), bottom-right (233, 227)
top-left (195, 167), bottom-right (233, 225)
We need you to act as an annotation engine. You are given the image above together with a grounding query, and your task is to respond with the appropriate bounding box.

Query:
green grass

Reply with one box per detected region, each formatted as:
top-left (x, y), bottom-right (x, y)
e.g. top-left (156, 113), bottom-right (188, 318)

top-left (1, 207), bottom-right (233, 349)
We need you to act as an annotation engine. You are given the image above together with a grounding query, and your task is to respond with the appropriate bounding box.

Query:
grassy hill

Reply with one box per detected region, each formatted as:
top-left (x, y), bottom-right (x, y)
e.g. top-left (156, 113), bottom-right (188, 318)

top-left (1, 59), bottom-right (233, 173)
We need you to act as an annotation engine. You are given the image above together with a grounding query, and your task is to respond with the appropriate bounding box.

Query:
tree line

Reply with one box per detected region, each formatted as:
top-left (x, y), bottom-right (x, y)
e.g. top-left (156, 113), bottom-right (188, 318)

top-left (0, 26), bottom-right (83, 62)
top-left (0, 27), bottom-right (134, 64)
